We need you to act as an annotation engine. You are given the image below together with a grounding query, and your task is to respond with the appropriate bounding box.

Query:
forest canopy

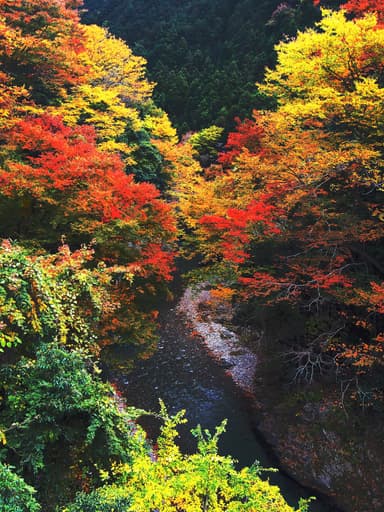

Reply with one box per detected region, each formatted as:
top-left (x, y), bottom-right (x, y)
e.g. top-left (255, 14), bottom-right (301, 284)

top-left (83, 0), bottom-right (323, 132)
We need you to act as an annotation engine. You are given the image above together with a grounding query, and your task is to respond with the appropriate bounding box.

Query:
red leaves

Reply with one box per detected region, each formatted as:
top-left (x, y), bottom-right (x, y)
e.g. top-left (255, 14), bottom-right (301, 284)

top-left (0, 0), bottom-right (177, 355)
top-left (218, 115), bottom-right (264, 166)
top-left (200, 197), bottom-right (280, 264)
top-left (0, 114), bottom-right (176, 280)
top-left (314, 0), bottom-right (384, 23)
top-left (342, 0), bottom-right (384, 20)
top-left (239, 272), bottom-right (283, 298)
top-left (2, 115), bottom-right (117, 196)
top-left (139, 243), bottom-right (175, 281)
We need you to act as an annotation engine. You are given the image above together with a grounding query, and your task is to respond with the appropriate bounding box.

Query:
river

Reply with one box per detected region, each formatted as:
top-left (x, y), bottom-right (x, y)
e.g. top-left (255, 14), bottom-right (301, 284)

top-left (112, 283), bottom-right (339, 512)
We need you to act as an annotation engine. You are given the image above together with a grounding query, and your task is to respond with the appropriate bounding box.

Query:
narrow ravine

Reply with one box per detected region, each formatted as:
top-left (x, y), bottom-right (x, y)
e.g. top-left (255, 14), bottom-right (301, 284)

top-left (112, 279), bottom-right (339, 512)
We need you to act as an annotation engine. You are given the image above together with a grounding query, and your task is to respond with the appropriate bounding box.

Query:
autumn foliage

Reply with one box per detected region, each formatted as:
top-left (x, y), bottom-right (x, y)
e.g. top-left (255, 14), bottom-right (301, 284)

top-left (314, 0), bottom-right (384, 22)
top-left (0, 0), bottom-right (177, 356)
top-left (0, 0), bottom-right (87, 104)
top-left (176, 9), bottom-right (384, 396)
top-left (218, 116), bottom-right (264, 166)
top-left (0, 114), bottom-right (175, 277)
top-left (2, 0), bottom-right (384, 509)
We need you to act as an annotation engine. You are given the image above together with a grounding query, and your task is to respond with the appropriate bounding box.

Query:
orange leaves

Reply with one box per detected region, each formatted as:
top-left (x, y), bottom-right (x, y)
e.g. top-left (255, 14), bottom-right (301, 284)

top-left (166, 5), bottom-right (384, 392)
top-left (209, 286), bottom-right (235, 301)
top-left (309, 271), bottom-right (353, 291)
top-left (338, 338), bottom-right (384, 369)
top-left (323, 278), bottom-right (384, 373)
top-left (239, 272), bottom-right (283, 299)
top-left (366, 282), bottom-right (384, 314)
top-left (0, 0), bottom-right (180, 358)
top-left (0, 0), bottom-right (88, 103)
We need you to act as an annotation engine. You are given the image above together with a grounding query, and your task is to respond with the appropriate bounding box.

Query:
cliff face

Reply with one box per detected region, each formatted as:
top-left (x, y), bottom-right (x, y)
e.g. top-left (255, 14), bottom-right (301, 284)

top-left (253, 358), bottom-right (384, 512)
top-left (178, 287), bottom-right (384, 512)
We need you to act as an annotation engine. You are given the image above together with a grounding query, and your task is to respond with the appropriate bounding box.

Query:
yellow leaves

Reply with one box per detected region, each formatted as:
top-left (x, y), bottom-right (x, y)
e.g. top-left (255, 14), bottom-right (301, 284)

top-left (342, 77), bottom-right (384, 136)
top-left (0, 73), bottom-right (33, 133)
top-left (54, 85), bottom-right (140, 132)
top-left (30, 303), bottom-right (42, 335)
top-left (50, 84), bottom-right (140, 160)
top-left (80, 24), bottom-right (181, 160)
top-left (0, 16), bottom-right (18, 55)
top-left (264, 10), bottom-right (384, 98)
top-left (45, 24), bottom-right (179, 169)
top-left (143, 108), bottom-right (178, 143)
top-left (261, 10), bottom-right (384, 146)
top-left (82, 25), bottom-right (154, 105)
top-left (60, 407), bottom-right (305, 511)
top-left (280, 77), bottom-right (384, 145)
top-left (98, 140), bottom-right (136, 165)
top-left (143, 108), bottom-right (178, 167)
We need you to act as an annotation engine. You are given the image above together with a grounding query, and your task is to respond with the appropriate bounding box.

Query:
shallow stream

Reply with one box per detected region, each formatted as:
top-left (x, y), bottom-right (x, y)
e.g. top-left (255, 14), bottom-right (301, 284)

top-left (112, 289), bottom-right (339, 512)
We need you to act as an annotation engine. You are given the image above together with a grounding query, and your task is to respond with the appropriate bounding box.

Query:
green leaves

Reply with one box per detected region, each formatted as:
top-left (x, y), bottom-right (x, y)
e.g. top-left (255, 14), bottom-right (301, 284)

top-left (0, 242), bottom-right (109, 353)
top-left (189, 125), bottom-right (224, 161)
top-left (0, 463), bottom-right (41, 512)
top-left (0, 343), bottom-right (146, 486)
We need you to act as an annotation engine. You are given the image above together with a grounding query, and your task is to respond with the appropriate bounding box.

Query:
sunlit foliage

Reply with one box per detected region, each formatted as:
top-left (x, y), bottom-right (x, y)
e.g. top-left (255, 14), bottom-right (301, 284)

top-left (176, 9), bottom-right (384, 393)
top-left (65, 405), bottom-right (310, 512)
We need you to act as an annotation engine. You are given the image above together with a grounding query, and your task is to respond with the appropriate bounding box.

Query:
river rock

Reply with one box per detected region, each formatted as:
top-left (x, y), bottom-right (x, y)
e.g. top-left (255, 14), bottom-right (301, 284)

top-left (177, 285), bottom-right (257, 393)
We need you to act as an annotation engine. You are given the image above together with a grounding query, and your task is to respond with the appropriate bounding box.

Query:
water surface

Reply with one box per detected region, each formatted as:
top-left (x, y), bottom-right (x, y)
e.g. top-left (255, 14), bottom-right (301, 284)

top-left (114, 299), bottom-right (339, 512)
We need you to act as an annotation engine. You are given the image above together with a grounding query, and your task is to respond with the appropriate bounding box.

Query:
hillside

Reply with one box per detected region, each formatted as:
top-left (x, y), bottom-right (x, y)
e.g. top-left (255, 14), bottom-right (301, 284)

top-left (83, 0), bottom-right (321, 131)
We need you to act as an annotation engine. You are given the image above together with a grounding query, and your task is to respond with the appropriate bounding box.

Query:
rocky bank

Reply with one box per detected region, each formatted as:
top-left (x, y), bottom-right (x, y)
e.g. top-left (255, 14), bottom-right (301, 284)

top-left (177, 284), bottom-right (384, 512)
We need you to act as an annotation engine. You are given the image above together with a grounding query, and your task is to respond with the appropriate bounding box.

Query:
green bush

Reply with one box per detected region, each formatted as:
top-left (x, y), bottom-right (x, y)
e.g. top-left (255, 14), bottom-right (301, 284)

top-left (0, 344), bottom-right (147, 503)
top-left (0, 463), bottom-right (41, 512)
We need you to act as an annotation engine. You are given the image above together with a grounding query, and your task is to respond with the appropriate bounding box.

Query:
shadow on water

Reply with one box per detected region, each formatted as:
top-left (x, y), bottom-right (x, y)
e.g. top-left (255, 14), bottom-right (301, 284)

top-left (106, 264), bottom-right (342, 512)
